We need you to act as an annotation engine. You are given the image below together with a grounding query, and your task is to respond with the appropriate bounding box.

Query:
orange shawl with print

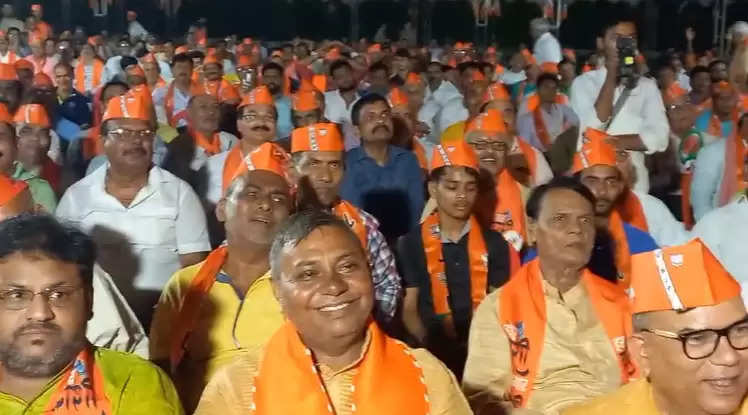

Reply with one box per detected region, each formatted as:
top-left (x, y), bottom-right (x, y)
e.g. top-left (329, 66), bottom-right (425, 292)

top-left (333, 200), bottom-right (367, 248)
top-left (498, 259), bottom-right (637, 408)
top-left (74, 60), bottom-right (104, 93)
top-left (188, 126), bottom-right (222, 156)
top-left (44, 347), bottom-right (112, 414)
top-left (252, 321), bottom-right (430, 415)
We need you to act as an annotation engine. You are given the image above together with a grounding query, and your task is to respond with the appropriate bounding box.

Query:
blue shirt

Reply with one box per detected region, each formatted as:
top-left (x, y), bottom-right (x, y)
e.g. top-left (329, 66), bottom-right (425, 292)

top-left (274, 95), bottom-right (293, 140)
top-left (56, 90), bottom-right (93, 130)
top-left (695, 110), bottom-right (734, 138)
top-left (340, 145), bottom-right (425, 240)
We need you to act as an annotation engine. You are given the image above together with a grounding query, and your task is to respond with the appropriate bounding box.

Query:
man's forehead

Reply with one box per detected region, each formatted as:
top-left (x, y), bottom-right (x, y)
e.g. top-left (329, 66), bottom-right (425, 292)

top-left (245, 170), bottom-right (289, 193)
top-left (582, 164), bottom-right (621, 179)
top-left (612, 22), bottom-right (637, 36)
top-left (541, 188), bottom-right (593, 214)
top-left (646, 297), bottom-right (747, 331)
top-left (305, 151), bottom-right (343, 162)
top-left (242, 104), bottom-right (274, 115)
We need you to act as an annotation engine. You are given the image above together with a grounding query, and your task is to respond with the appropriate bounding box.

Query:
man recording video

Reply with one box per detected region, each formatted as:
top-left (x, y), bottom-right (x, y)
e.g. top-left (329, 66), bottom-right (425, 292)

top-left (570, 17), bottom-right (669, 193)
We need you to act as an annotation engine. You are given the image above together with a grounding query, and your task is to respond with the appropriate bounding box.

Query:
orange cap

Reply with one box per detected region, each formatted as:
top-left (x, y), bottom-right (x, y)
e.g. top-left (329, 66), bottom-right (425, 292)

top-left (471, 70), bottom-right (486, 82)
top-left (540, 62), bottom-right (559, 74)
top-left (175, 45), bottom-right (189, 55)
top-left (430, 140), bottom-right (479, 172)
top-left (13, 59), bottom-right (32, 72)
top-left (483, 82), bottom-right (510, 103)
top-left (31, 4), bottom-right (41, 12)
top-left (713, 80), bottom-right (735, 95)
top-left (571, 128), bottom-right (618, 173)
top-left (14, 104), bottom-right (50, 128)
top-left (239, 85), bottom-right (274, 108)
top-left (486, 46), bottom-right (497, 55)
top-left (405, 72), bottom-right (422, 85)
top-left (292, 90), bottom-right (319, 112)
top-left (102, 90), bottom-right (151, 122)
top-left (141, 53), bottom-right (157, 64)
top-left (325, 48), bottom-right (341, 61)
top-left (224, 142), bottom-right (290, 192)
top-left (236, 54), bottom-right (252, 67)
top-left (271, 50), bottom-right (283, 58)
top-left (291, 123), bottom-right (344, 153)
top-left (0, 103), bottom-right (11, 125)
top-left (454, 42), bottom-right (466, 50)
top-left (630, 239), bottom-right (742, 314)
top-left (387, 87), bottom-right (409, 108)
top-left (0, 63), bottom-right (17, 81)
top-left (203, 54), bottom-right (222, 67)
top-left (466, 109), bottom-right (507, 135)
top-left (297, 78), bottom-right (315, 92)
top-left (242, 37), bottom-right (253, 45)
top-left (562, 48), bottom-right (576, 62)
top-left (0, 174), bottom-right (28, 206)
top-left (367, 43), bottom-right (381, 53)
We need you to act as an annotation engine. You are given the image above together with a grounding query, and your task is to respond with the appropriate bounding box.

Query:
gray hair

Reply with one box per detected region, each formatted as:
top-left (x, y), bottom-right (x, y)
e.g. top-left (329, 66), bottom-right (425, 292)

top-left (291, 152), bottom-right (307, 173)
top-left (269, 210), bottom-right (365, 280)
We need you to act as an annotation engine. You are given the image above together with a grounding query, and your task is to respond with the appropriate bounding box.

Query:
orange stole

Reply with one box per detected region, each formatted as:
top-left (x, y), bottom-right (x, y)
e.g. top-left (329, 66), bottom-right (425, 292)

top-left (252, 321), bottom-right (430, 415)
top-left (201, 78), bottom-right (240, 102)
top-left (531, 107), bottom-right (552, 148)
top-left (422, 213), bottom-right (488, 335)
top-left (332, 200), bottom-right (368, 248)
top-left (616, 190), bottom-right (648, 232)
top-left (44, 347), bottom-right (113, 414)
top-left (413, 139), bottom-right (428, 170)
top-left (707, 111), bottom-right (738, 138)
top-left (608, 210), bottom-right (633, 288)
top-left (189, 127), bottom-right (222, 155)
top-left (514, 137), bottom-right (538, 184)
top-left (169, 246), bottom-right (228, 372)
top-left (165, 81), bottom-right (201, 127)
top-left (74, 60), bottom-right (103, 93)
top-left (491, 169), bottom-right (526, 243)
top-left (498, 259), bottom-right (637, 408)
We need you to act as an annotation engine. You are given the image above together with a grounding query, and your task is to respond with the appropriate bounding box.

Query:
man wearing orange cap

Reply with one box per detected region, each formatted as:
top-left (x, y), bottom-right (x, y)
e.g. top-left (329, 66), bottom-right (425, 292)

top-left (517, 72), bottom-right (579, 152)
top-left (199, 85), bottom-right (278, 228)
top-left (56, 90), bottom-right (211, 326)
top-left (198, 54), bottom-right (240, 105)
top-left (572, 128), bottom-right (687, 286)
top-left (12, 104), bottom-right (58, 210)
top-left (564, 239), bottom-right (748, 415)
top-left (694, 81), bottom-right (739, 139)
top-left (151, 141), bottom-right (290, 412)
top-left (464, 176), bottom-right (638, 415)
top-left (290, 86), bottom-right (324, 129)
top-left (399, 140), bottom-right (511, 379)
top-left (290, 122), bottom-right (401, 325)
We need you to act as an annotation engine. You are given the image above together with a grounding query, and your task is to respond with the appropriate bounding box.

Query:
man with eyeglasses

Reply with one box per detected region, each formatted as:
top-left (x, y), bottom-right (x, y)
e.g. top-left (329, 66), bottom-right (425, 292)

top-left (56, 90), bottom-right (210, 327)
top-left (11, 104), bottom-right (56, 212)
top-left (0, 214), bottom-right (184, 414)
top-left (564, 239), bottom-right (748, 415)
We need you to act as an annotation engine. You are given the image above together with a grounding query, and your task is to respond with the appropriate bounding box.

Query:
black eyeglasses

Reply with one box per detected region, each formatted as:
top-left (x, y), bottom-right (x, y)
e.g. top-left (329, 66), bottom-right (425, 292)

top-left (642, 316), bottom-right (748, 360)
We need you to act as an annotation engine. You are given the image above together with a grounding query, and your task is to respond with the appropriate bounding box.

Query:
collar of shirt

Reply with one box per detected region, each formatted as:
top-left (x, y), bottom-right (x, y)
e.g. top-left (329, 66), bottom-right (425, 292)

top-left (12, 161), bottom-right (39, 180)
top-left (349, 144), bottom-right (408, 167)
top-left (541, 274), bottom-right (586, 305)
top-left (97, 164), bottom-right (167, 208)
top-left (440, 220), bottom-right (471, 244)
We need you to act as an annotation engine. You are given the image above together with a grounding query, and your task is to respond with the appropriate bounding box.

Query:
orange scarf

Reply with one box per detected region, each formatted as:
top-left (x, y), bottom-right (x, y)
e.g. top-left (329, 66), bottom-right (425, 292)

top-left (189, 127), bottom-right (222, 155)
top-left (413, 139), bottom-right (428, 170)
top-left (616, 190), bottom-right (648, 233)
top-left (201, 78), bottom-right (240, 102)
top-left (531, 107), bottom-right (551, 149)
top-left (498, 259), bottom-right (637, 408)
top-left (422, 213), bottom-right (488, 336)
top-left (165, 81), bottom-right (200, 127)
top-left (608, 210), bottom-right (633, 288)
top-left (491, 169), bottom-right (526, 246)
top-left (720, 132), bottom-right (747, 206)
top-left (252, 321), bottom-right (430, 415)
top-left (74, 59), bottom-right (103, 93)
top-left (44, 347), bottom-right (113, 414)
top-left (514, 137), bottom-right (539, 185)
top-left (169, 246), bottom-right (228, 372)
top-left (332, 200), bottom-right (367, 248)
top-left (0, 50), bottom-right (17, 64)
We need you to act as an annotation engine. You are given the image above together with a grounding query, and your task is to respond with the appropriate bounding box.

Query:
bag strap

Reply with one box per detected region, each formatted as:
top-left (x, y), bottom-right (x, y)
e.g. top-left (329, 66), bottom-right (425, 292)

top-left (602, 83), bottom-right (634, 132)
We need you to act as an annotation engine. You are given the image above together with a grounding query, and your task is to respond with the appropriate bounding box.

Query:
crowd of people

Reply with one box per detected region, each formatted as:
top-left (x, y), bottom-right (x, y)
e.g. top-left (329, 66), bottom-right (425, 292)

top-left (0, 2), bottom-right (746, 414)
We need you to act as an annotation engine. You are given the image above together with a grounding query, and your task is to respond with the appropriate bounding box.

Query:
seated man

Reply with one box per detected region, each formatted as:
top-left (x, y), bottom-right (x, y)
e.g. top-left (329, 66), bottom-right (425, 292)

top-left (194, 210), bottom-right (473, 415)
top-left (463, 177), bottom-right (638, 415)
top-left (56, 90), bottom-right (210, 326)
top-left (516, 72), bottom-right (579, 152)
top-left (9, 103), bottom-right (56, 212)
top-left (198, 54), bottom-right (240, 105)
top-left (564, 239), bottom-right (748, 415)
top-left (399, 140), bottom-right (511, 379)
top-left (0, 214), bottom-right (182, 414)
top-left (291, 122), bottom-right (401, 324)
top-left (150, 142), bottom-right (290, 412)
top-left (0, 174), bottom-right (148, 357)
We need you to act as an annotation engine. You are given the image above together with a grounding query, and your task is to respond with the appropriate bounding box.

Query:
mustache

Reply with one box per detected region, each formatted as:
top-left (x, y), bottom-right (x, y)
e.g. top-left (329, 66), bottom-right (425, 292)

top-left (14, 322), bottom-right (62, 337)
top-left (373, 125), bottom-right (390, 133)
top-left (251, 125), bottom-right (271, 131)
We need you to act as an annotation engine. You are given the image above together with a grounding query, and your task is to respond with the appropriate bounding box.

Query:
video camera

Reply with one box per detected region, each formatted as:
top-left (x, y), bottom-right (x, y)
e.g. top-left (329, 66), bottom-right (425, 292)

top-left (616, 36), bottom-right (637, 79)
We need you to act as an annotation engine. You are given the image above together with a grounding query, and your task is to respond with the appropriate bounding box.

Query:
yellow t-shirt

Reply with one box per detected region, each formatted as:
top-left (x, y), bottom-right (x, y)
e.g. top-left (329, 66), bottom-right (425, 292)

top-left (149, 261), bottom-right (284, 412)
top-left (0, 347), bottom-right (183, 414)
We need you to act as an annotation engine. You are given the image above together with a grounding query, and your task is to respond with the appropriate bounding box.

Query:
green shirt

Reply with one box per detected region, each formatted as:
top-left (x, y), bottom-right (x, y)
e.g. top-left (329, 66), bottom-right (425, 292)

top-left (0, 347), bottom-right (184, 414)
top-left (12, 162), bottom-right (57, 213)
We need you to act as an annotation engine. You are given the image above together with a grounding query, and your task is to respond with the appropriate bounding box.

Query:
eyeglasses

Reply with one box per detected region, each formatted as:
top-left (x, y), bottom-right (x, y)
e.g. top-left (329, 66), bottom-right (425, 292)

top-left (240, 112), bottom-right (276, 123)
top-left (0, 285), bottom-right (84, 311)
top-left (468, 140), bottom-right (507, 152)
top-left (642, 316), bottom-right (748, 360)
top-left (107, 128), bottom-right (155, 142)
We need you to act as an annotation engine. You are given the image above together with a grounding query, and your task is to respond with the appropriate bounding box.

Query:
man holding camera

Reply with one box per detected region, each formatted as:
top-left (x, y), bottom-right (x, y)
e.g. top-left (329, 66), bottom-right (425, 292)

top-left (570, 17), bottom-right (669, 193)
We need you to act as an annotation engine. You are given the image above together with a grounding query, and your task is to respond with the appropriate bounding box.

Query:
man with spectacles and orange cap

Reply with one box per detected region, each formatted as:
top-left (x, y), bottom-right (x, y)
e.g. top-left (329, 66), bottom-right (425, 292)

top-left (399, 140), bottom-right (511, 380)
top-left (464, 176), bottom-right (639, 415)
top-left (571, 128), bottom-right (687, 286)
top-left (56, 90), bottom-right (211, 327)
top-left (151, 142), bottom-right (290, 412)
top-left (11, 104), bottom-right (57, 211)
top-left (290, 122), bottom-right (401, 325)
top-left (564, 239), bottom-right (748, 415)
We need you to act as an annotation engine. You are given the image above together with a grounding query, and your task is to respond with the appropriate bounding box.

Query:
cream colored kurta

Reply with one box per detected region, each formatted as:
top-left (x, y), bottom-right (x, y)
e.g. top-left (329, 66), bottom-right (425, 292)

top-left (194, 337), bottom-right (473, 415)
top-left (462, 280), bottom-right (623, 415)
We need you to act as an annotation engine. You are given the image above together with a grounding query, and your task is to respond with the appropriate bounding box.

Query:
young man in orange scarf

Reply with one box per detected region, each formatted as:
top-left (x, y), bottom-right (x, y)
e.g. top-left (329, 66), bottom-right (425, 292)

top-left (463, 177), bottom-right (638, 414)
top-left (694, 81), bottom-right (739, 139)
top-left (150, 142), bottom-right (291, 413)
top-left (399, 140), bottom-right (511, 379)
top-left (572, 129), bottom-right (679, 287)
top-left (291, 122), bottom-right (401, 326)
top-left (564, 239), bottom-right (748, 415)
top-left (0, 214), bottom-right (183, 414)
top-left (194, 210), bottom-right (473, 415)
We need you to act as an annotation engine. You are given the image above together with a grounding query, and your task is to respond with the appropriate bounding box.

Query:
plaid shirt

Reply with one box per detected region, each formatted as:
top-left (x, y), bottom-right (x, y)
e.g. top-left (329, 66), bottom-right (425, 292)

top-left (358, 208), bottom-right (402, 323)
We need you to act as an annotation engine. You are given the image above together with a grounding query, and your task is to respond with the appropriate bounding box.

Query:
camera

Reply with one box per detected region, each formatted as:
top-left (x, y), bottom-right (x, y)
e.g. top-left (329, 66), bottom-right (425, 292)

top-left (616, 36), bottom-right (636, 78)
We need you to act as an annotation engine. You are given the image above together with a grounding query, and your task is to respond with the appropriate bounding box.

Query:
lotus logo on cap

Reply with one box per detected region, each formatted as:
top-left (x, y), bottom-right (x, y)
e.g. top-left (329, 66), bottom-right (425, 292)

top-left (670, 254), bottom-right (684, 267)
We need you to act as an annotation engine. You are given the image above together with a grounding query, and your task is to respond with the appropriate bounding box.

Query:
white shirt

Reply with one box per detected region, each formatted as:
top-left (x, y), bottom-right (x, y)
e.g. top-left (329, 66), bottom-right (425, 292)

top-left (570, 68), bottom-right (670, 193)
top-left (55, 165), bottom-right (210, 317)
top-left (199, 150), bottom-right (230, 207)
top-left (190, 131), bottom-right (237, 171)
top-left (437, 96), bottom-right (469, 137)
top-left (516, 103), bottom-right (579, 151)
top-left (323, 89), bottom-right (360, 150)
top-left (153, 81), bottom-right (191, 127)
top-left (88, 264), bottom-right (148, 358)
top-left (510, 138), bottom-right (554, 186)
top-left (103, 55), bottom-right (124, 84)
top-left (633, 190), bottom-right (690, 247)
top-left (128, 20), bottom-right (148, 41)
top-left (0, 17), bottom-right (23, 31)
top-left (692, 194), bottom-right (748, 303)
top-left (533, 32), bottom-right (562, 65)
